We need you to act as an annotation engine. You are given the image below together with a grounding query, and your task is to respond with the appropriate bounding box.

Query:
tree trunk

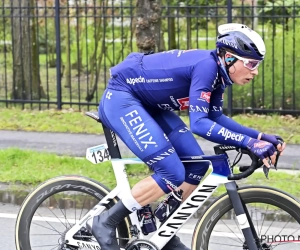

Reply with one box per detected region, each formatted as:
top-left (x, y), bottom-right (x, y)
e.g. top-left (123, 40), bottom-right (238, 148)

top-left (71, 2), bottom-right (84, 73)
top-left (135, 0), bottom-right (162, 53)
top-left (11, 0), bottom-right (45, 100)
top-left (64, 17), bottom-right (72, 88)
top-left (85, 0), bottom-right (108, 101)
top-left (168, 17), bottom-right (176, 49)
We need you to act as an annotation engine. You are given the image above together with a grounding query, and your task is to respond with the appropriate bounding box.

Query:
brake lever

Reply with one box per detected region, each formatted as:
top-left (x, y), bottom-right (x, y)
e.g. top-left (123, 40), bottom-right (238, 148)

top-left (263, 163), bottom-right (270, 179)
top-left (263, 149), bottom-right (282, 179)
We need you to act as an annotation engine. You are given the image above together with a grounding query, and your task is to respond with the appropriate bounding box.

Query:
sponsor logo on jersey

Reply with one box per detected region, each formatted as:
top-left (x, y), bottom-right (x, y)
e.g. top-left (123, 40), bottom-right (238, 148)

top-left (206, 122), bottom-right (216, 136)
top-left (170, 96), bottom-right (179, 107)
top-left (188, 173), bottom-right (204, 182)
top-left (146, 147), bottom-right (175, 166)
top-left (105, 91), bottom-right (112, 99)
top-left (157, 104), bottom-right (174, 111)
top-left (177, 49), bottom-right (198, 57)
top-left (199, 91), bottom-right (211, 103)
top-left (162, 177), bottom-right (178, 191)
top-left (121, 110), bottom-right (157, 151)
top-left (179, 126), bottom-right (189, 133)
top-left (217, 127), bottom-right (244, 142)
top-left (254, 141), bottom-right (270, 148)
top-left (126, 76), bottom-right (145, 85)
top-left (163, 133), bottom-right (169, 141)
top-left (189, 105), bottom-right (209, 113)
top-left (177, 97), bottom-right (189, 110)
top-left (212, 73), bottom-right (219, 89)
top-left (211, 106), bottom-right (223, 112)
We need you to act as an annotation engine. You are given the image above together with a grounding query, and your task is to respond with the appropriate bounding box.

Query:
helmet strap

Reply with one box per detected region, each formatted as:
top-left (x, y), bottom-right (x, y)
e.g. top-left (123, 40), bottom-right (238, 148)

top-left (224, 57), bottom-right (238, 72)
top-left (217, 48), bottom-right (238, 75)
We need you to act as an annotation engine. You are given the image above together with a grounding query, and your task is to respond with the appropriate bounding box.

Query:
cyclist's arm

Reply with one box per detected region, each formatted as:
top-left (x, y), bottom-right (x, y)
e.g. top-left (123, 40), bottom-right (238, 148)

top-left (208, 87), bottom-right (260, 139)
top-left (189, 61), bottom-right (251, 148)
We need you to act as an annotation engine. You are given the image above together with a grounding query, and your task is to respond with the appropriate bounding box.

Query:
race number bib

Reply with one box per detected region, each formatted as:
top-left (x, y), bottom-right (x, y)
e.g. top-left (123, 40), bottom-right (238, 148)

top-left (86, 144), bottom-right (111, 164)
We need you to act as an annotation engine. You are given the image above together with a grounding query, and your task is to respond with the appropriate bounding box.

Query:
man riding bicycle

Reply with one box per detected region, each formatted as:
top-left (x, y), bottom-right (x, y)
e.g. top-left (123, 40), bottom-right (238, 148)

top-left (87, 23), bottom-right (286, 250)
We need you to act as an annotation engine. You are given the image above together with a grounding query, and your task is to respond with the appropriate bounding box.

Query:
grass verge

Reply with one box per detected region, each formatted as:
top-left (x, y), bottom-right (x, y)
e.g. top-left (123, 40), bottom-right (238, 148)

top-left (0, 108), bottom-right (103, 134)
top-left (1, 148), bottom-right (299, 199)
top-left (1, 108), bottom-right (300, 144)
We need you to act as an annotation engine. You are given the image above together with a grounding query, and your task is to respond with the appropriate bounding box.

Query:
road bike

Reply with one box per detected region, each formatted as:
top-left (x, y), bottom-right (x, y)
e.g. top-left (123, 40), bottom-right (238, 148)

top-left (15, 111), bottom-right (300, 250)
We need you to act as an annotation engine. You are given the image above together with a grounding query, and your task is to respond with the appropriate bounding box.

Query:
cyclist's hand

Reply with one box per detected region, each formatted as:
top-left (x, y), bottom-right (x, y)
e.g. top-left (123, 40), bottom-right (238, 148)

top-left (258, 133), bottom-right (286, 155)
top-left (246, 138), bottom-right (277, 168)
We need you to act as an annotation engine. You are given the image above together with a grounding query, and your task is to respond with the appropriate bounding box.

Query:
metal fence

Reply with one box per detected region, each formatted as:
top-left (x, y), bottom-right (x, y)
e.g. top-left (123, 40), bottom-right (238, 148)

top-left (0, 0), bottom-right (299, 115)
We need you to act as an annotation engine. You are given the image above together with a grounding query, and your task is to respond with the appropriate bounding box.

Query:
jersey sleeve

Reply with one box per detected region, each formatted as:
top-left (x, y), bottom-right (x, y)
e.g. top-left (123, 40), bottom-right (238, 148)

top-left (189, 61), bottom-right (250, 148)
top-left (210, 114), bottom-right (260, 139)
top-left (207, 84), bottom-right (260, 139)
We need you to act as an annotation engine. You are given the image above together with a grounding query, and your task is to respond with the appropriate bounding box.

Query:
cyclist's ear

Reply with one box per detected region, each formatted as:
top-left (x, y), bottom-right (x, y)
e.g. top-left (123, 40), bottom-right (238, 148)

top-left (225, 57), bottom-right (235, 63)
top-left (223, 52), bottom-right (235, 65)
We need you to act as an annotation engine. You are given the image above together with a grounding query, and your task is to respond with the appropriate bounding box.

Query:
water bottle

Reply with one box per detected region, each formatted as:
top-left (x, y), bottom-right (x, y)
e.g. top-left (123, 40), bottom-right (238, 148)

top-left (137, 204), bottom-right (157, 235)
top-left (154, 189), bottom-right (183, 223)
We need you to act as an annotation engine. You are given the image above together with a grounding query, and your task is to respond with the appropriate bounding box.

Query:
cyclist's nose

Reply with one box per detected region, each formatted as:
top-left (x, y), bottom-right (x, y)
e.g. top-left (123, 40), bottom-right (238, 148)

top-left (251, 68), bottom-right (259, 76)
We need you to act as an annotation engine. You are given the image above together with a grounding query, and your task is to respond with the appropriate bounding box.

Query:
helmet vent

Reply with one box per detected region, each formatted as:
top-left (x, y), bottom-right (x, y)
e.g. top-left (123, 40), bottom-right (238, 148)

top-left (218, 34), bottom-right (229, 39)
top-left (250, 43), bottom-right (263, 57)
top-left (236, 37), bottom-right (252, 54)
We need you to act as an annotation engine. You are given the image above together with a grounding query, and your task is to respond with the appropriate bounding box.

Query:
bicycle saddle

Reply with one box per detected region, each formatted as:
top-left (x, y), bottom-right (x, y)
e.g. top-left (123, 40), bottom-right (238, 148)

top-left (85, 111), bottom-right (102, 123)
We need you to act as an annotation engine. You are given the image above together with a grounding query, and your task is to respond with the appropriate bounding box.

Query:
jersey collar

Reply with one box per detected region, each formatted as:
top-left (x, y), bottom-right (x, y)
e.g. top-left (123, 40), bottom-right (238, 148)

top-left (211, 49), bottom-right (233, 87)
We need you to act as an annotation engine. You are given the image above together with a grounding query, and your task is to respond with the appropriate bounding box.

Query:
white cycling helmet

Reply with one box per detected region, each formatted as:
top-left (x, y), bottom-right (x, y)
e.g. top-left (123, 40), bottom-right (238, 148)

top-left (216, 23), bottom-right (266, 60)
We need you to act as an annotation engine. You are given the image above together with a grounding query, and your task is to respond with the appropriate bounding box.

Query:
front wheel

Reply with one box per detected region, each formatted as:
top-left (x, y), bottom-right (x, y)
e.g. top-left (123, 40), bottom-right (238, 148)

top-left (15, 175), bottom-right (131, 250)
top-left (192, 186), bottom-right (300, 250)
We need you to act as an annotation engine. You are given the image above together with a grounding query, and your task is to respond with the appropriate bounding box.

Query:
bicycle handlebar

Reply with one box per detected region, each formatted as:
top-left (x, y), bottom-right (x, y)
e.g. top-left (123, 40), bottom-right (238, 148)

top-left (227, 149), bottom-right (263, 180)
top-left (213, 142), bottom-right (282, 181)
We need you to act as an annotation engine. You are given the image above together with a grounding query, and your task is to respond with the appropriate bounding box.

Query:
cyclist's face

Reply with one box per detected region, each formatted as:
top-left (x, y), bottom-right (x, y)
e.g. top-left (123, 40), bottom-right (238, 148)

top-left (225, 54), bottom-right (259, 85)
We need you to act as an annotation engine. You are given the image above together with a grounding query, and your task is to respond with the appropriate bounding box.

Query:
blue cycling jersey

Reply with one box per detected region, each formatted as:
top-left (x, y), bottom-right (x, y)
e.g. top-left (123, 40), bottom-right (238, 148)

top-left (106, 49), bottom-right (259, 149)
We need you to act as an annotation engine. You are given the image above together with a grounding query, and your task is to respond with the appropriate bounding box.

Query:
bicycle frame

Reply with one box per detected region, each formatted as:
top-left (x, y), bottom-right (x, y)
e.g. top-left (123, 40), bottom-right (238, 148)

top-left (65, 153), bottom-right (259, 249)
top-left (64, 112), bottom-right (262, 250)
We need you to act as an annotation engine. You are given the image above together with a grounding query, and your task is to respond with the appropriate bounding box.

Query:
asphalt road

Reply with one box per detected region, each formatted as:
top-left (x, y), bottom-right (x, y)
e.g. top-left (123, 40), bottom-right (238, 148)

top-left (1, 203), bottom-right (299, 250)
top-left (1, 130), bottom-right (300, 250)
top-left (1, 130), bottom-right (300, 170)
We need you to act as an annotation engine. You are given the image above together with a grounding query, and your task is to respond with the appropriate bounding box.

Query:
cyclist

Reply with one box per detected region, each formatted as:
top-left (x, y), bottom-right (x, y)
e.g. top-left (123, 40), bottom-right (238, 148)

top-left (87, 23), bottom-right (286, 250)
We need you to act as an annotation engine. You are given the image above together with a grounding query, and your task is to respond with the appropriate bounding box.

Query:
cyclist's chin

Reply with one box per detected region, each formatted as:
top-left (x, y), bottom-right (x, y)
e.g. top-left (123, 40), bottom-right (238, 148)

top-left (235, 79), bottom-right (252, 85)
top-left (234, 81), bottom-right (247, 86)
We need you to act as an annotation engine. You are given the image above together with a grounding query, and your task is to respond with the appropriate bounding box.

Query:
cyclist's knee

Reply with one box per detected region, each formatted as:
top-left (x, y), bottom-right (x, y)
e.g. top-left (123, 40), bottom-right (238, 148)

top-left (147, 154), bottom-right (185, 193)
top-left (151, 169), bottom-right (185, 194)
top-left (184, 162), bottom-right (210, 185)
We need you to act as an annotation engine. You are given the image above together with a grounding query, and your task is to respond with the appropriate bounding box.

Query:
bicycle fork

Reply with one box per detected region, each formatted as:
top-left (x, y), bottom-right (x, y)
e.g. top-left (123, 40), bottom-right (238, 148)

top-left (225, 182), bottom-right (261, 250)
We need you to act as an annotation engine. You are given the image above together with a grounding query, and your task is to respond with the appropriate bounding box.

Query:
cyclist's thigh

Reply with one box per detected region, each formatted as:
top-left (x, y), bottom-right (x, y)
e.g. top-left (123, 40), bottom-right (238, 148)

top-left (99, 89), bottom-right (186, 192)
top-left (150, 109), bottom-right (209, 184)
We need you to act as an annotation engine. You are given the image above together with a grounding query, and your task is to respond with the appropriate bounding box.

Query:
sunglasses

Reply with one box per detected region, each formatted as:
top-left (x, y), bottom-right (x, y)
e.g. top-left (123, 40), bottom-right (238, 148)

top-left (228, 53), bottom-right (262, 70)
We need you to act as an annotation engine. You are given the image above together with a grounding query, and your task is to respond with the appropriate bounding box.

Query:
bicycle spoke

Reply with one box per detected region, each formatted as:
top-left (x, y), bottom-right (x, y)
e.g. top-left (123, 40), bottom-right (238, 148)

top-left (79, 193), bottom-right (88, 220)
top-left (272, 241), bottom-right (300, 250)
top-left (259, 204), bottom-right (269, 237)
top-left (50, 194), bottom-right (72, 228)
top-left (219, 219), bottom-right (244, 244)
top-left (31, 221), bottom-right (63, 236)
top-left (205, 199), bottom-right (300, 250)
top-left (50, 245), bottom-right (60, 250)
top-left (31, 243), bottom-right (59, 248)
top-left (261, 213), bottom-right (276, 237)
top-left (37, 209), bottom-right (67, 230)
top-left (30, 233), bottom-right (62, 236)
top-left (277, 216), bottom-right (294, 235)
top-left (289, 227), bottom-right (300, 236)
top-left (210, 241), bottom-right (243, 247)
top-left (254, 204), bottom-right (259, 236)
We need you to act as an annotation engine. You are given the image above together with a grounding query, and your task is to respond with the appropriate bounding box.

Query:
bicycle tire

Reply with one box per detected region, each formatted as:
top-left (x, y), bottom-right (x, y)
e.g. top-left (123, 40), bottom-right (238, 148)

top-left (192, 185), bottom-right (300, 250)
top-left (15, 175), bottom-right (132, 250)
